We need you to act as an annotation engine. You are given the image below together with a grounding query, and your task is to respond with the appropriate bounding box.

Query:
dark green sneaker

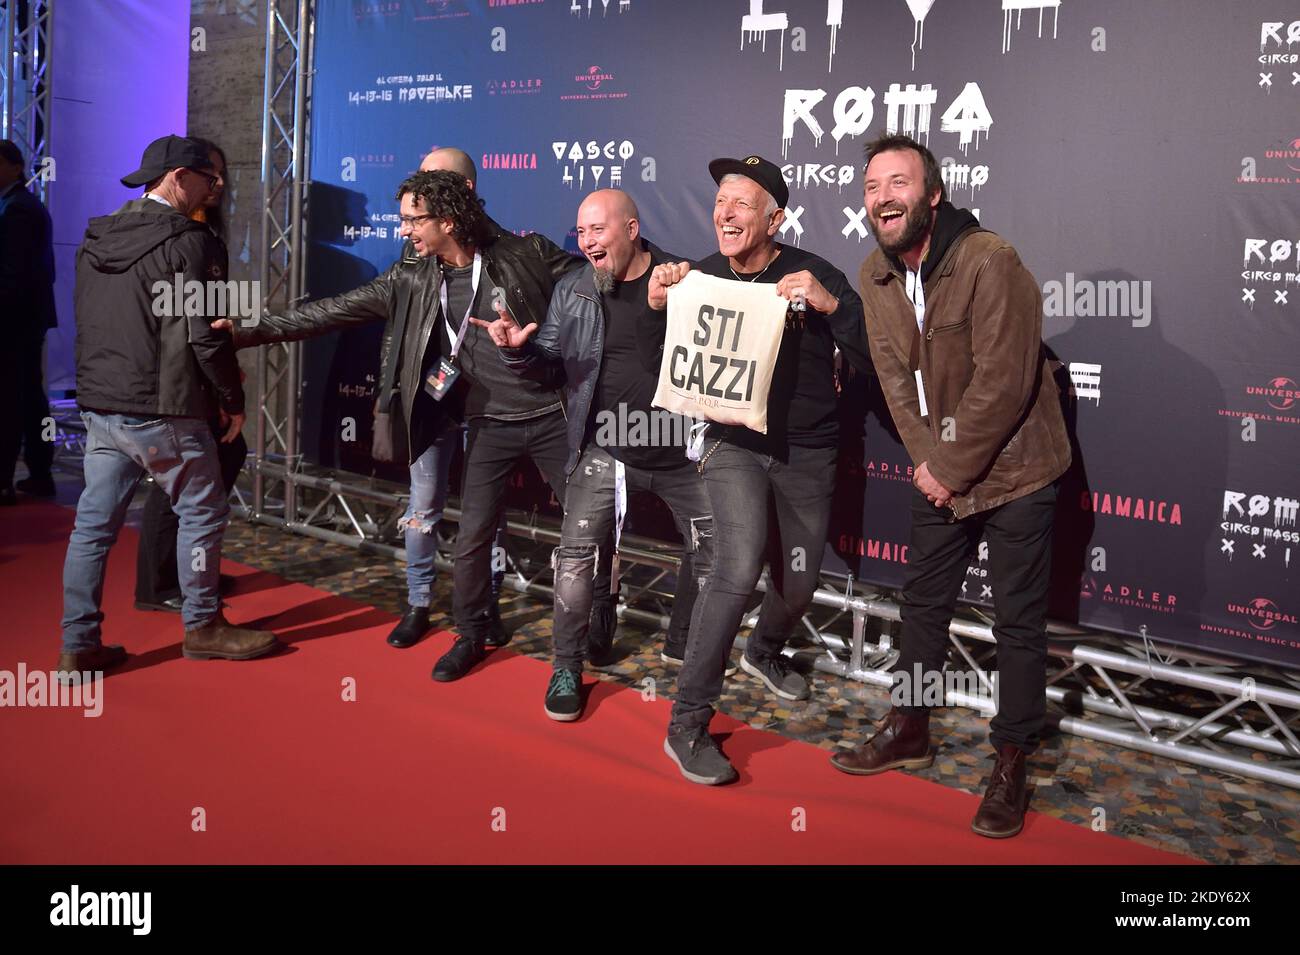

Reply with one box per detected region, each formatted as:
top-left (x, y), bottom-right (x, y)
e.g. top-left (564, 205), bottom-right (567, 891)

top-left (544, 667), bottom-right (583, 722)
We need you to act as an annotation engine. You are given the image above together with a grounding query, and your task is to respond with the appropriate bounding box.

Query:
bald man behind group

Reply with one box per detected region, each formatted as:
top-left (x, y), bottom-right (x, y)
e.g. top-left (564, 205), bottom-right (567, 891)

top-left (475, 189), bottom-right (714, 723)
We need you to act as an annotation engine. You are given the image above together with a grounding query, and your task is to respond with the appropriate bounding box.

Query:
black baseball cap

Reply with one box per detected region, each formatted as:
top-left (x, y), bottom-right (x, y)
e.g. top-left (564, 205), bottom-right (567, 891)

top-left (120, 135), bottom-right (214, 188)
top-left (708, 154), bottom-right (789, 211)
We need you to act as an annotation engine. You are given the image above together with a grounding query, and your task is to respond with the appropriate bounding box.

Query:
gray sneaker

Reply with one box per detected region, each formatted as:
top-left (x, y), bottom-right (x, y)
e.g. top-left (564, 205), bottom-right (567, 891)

top-left (664, 726), bottom-right (738, 785)
top-left (740, 653), bottom-right (810, 701)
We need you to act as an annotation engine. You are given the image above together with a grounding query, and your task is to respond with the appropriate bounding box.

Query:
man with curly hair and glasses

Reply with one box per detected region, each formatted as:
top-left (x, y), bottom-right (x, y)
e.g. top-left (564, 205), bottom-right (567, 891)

top-left (221, 170), bottom-right (607, 682)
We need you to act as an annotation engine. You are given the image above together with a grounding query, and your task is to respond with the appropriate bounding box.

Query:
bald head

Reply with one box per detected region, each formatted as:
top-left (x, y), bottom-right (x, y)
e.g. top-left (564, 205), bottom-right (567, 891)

top-left (578, 188), bottom-right (639, 225)
top-left (576, 189), bottom-right (648, 288)
top-left (419, 147), bottom-right (477, 190)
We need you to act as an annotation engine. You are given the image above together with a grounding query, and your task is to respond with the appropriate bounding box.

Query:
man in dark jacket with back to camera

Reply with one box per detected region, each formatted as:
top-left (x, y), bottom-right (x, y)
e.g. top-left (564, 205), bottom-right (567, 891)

top-left (831, 133), bottom-right (1071, 840)
top-left (0, 139), bottom-right (57, 504)
top-left (59, 135), bottom-right (279, 679)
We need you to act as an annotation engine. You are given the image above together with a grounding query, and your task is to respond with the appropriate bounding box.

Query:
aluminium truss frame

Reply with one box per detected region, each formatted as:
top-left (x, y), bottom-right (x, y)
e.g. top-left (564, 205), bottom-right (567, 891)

top-left (1, 0), bottom-right (53, 202)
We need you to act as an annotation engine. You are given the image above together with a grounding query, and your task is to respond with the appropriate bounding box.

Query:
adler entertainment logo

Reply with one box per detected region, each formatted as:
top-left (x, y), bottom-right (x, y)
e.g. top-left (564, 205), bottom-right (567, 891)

top-left (353, 0), bottom-right (399, 18)
top-left (1079, 491), bottom-right (1182, 525)
top-left (1080, 575), bottom-right (1178, 614)
top-left (487, 78), bottom-right (543, 97)
top-left (415, 0), bottom-right (469, 19)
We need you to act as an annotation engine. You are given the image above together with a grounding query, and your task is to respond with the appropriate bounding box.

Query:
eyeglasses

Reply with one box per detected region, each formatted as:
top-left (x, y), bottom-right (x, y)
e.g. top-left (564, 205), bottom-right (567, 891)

top-left (398, 213), bottom-right (436, 227)
top-left (187, 168), bottom-right (221, 190)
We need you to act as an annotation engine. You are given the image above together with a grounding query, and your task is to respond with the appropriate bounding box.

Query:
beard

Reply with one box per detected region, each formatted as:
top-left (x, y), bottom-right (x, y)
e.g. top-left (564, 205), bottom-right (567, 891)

top-left (592, 263), bottom-right (616, 294)
top-left (869, 198), bottom-right (932, 257)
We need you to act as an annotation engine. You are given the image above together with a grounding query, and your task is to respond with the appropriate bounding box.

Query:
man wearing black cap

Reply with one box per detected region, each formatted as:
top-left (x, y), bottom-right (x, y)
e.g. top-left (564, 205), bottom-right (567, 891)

top-left (58, 135), bottom-right (279, 679)
top-left (650, 154), bottom-right (874, 785)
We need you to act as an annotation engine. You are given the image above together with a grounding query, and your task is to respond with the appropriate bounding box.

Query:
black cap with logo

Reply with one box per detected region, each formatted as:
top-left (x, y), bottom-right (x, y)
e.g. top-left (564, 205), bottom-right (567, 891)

top-left (708, 154), bottom-right (789, 211)
top-left (120, 135), bottom-right (215, 188)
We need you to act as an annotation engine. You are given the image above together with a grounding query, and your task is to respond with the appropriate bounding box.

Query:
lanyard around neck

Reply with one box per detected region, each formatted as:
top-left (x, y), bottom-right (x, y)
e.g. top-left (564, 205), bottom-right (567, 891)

top-left (440, 251), bottom-right (482, 360)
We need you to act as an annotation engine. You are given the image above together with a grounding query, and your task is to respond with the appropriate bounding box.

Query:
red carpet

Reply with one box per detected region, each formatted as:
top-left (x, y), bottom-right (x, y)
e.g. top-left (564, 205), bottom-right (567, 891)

top-left (0, 503), bottom-right (1193, 864)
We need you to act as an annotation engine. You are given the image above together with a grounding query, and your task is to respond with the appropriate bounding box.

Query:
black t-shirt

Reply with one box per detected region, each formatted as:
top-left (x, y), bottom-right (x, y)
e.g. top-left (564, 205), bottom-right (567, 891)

top-left (434, 260), bottom-right (561, 422)
top-left (590, 267), bottom-right (687, 470)
top-left (695, 244), bottom-right (872, 456)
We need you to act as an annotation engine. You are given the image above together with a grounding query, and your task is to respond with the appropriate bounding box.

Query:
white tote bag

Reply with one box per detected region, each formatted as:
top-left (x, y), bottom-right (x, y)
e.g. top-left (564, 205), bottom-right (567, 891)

top-left (651, 271), bottom-right (788, 434)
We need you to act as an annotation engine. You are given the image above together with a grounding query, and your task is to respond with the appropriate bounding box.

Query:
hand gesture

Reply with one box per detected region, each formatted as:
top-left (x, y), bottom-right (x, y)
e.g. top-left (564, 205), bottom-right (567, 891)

top-left (648, 261), bottom-right (691, 310)
top-left (469, 314), bottom-right (537, 349)
top-left (775, 270), bottom-right (838, 315)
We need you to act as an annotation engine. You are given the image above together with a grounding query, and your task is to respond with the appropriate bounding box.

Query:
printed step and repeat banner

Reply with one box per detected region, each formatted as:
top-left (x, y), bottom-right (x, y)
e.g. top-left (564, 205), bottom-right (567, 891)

top-left (299, 0), bottom-right (1299, 668)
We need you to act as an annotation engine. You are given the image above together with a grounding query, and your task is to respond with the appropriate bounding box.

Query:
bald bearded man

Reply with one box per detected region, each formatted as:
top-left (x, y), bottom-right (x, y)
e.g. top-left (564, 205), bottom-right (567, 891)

top-left (475, 189), bottom-right (714, 722)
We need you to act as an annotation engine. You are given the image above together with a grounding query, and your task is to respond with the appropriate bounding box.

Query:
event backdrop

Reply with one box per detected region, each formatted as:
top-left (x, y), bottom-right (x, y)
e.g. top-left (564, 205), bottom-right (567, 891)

top-left (298, 0), bottom-right (1300, 669)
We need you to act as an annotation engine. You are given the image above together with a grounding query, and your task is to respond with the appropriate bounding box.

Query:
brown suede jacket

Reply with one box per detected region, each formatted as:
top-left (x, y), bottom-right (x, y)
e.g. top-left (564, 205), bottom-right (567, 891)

top-left (859, 206), bottom-right (1070, 519)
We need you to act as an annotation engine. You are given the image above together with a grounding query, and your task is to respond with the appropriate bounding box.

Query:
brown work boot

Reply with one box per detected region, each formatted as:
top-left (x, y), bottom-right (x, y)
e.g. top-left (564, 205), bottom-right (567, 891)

top-left (829, 707), bottom-right (933, 775)
top-left (970, 744), bottom-right (1028, 839)
top-left (57, 644), bottom-right (128, 683)
top-left (183, 611), bottom-right (280, 661)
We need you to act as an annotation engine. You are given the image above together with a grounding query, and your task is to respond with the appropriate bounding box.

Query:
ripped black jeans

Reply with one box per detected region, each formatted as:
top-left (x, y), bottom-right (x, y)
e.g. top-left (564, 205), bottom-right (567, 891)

top-left (552, 446), bottom-right (713, 672)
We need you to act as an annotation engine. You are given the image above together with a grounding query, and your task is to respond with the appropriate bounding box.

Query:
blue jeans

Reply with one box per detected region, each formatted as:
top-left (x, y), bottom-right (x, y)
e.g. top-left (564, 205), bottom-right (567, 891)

top-left (400, 422), bottom-right (459, 608)
top-left (61, 411), bottom-right (229, 652)
top-left (400, 422), bottom-right (507, 609)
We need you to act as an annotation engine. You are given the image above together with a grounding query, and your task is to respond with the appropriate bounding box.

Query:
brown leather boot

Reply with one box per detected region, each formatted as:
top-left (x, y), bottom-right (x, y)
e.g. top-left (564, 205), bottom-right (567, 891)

top-left (830, 708), bottom-right (933, 775)
top-left (57, 644), bottom-right (127, 682)
top-left (183, 612), bottom-right (280, 661)
top-left (970, 744), bottom-right (1028, 838)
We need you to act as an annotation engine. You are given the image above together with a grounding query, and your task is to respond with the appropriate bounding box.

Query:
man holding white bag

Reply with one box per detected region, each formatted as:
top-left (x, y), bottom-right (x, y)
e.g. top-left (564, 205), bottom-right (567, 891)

top-left (650, 155), bottom-right (874, 785)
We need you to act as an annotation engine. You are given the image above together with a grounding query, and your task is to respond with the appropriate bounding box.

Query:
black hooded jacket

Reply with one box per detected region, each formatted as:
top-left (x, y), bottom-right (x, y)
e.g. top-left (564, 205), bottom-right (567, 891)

top-left (73, 197), bottom-right (244, 418)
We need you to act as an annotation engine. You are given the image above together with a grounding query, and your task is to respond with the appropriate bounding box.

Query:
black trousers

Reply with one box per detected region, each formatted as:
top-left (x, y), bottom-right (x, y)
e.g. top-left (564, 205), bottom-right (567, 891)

top-left (135, 424), bottom-right (247, 604)
top-left (894, 483), bottom-right (1058, 753)
top-left (451, 411), bottom-right (613, 647)
top-left (0, 327), bottom-right (54, 487)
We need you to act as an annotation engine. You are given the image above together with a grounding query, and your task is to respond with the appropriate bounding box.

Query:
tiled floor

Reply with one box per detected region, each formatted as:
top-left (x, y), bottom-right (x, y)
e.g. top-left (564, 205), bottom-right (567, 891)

top-left (21, 468), bottom-right (1300, 864)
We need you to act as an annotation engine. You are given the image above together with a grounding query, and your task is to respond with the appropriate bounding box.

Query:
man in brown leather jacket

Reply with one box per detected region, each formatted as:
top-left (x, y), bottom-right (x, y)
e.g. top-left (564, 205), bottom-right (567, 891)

top-left (831, 133), bottom-right (1071, 839)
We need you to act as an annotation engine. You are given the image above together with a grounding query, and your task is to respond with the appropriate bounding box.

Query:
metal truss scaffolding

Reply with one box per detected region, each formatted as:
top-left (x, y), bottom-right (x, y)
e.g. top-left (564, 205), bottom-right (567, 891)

top-left (245, 1), bottom-right (1300, 792)
top-left (1, 0), bottom-right (53, 203)
top-left (254, 0), bottom-right (315, 524)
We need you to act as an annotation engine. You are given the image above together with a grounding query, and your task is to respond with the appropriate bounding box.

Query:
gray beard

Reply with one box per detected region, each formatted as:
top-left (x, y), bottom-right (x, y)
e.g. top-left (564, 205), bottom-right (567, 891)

top-left (592, 265), bottom-right (616, 294)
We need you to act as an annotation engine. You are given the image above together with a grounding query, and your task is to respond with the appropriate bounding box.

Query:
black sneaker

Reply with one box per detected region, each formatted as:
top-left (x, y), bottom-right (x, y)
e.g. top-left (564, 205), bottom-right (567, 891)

top-left (661, 642), bottom-right (737, 677)
top-left (740, 652), bottom-right (810, 701)
top-left (664, 725), bottom-right (738, 785)
top-left (432, 636), bottom-right (486, 682)
top-left (544, 668), bottom-right (583, 722)
top-left (387, 606), bottom-right (431, 648)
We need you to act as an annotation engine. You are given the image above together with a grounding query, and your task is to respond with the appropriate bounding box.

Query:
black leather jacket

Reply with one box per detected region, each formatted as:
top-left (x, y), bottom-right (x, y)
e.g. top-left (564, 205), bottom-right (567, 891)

top-left (238, 228), bottom-right (579, 463)
top-left (503, 238), bottom-right (677, 476)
